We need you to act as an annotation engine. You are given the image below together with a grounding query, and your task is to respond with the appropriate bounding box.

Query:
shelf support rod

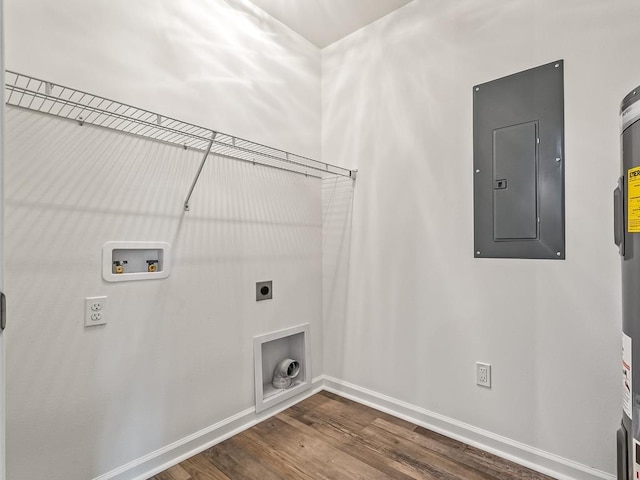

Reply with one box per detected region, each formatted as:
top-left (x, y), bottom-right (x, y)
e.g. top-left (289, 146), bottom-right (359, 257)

top-left (183, 132), bottom-right (216, 211)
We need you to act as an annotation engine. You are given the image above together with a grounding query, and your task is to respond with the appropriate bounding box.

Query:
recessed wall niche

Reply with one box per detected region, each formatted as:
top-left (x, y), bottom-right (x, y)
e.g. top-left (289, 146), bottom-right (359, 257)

top-left (253, 324), bottom-right (311, 413)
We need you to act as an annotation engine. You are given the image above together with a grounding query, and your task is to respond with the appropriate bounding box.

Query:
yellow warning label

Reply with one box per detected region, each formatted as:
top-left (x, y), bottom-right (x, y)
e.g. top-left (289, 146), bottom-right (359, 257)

top-left (629, 166), bottom-right (640, 232)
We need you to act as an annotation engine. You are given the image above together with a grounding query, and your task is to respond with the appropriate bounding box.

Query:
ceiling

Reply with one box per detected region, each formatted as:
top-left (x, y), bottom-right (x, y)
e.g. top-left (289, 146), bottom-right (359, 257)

top-left (247, 0), bottom-right (414, 48)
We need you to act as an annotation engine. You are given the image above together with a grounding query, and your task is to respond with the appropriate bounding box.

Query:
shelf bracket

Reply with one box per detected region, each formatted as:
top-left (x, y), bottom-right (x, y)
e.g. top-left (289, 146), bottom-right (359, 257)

top-left (183, 132), bottom-right (216, 211)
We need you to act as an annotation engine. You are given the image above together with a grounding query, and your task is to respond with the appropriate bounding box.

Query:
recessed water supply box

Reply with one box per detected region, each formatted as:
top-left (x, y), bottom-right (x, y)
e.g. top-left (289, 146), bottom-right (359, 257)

top-left (253, 324), bottom-right (310, 413)
top-left (102, 241), bottom-right (170, 282)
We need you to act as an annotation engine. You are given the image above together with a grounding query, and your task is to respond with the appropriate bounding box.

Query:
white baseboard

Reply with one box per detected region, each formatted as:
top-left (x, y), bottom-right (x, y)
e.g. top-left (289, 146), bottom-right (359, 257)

top-left (95, 375), bottom-right (614, 480)
top-left (322, 375), bottom-right (614, 480)
top-left (93, 377), bottom-right (325, 480)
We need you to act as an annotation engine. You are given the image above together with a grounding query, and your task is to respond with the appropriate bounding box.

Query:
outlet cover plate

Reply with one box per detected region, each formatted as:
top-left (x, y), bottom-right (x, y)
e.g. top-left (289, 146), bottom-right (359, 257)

top-left (256, 281), bottom-right (273, 301)
top-left (85, 296), bottom-right (107, 327)
top-left (476, 362), bottom-right (491, 388)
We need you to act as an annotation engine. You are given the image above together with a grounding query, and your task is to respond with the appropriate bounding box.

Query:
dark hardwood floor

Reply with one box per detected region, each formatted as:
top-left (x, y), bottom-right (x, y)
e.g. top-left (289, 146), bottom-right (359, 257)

top-left (151, 391), bottom-right (555, 480)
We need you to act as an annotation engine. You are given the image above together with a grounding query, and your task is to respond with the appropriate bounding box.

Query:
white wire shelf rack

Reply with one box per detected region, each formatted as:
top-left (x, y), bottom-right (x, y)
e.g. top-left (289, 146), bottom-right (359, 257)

top-left (5, 71), bottom-right (355, 205)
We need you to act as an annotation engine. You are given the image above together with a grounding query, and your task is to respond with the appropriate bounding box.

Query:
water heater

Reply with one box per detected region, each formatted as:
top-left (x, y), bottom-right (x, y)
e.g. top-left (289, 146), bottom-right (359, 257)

top-left (617, 86), bottom-right (640, 480)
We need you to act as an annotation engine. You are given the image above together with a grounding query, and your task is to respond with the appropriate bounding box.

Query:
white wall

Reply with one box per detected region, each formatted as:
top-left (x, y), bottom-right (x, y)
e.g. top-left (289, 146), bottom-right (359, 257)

top-left (5, 0), bottom-right (320, 158)
top-left (4, 1), bottom-right (322, 479)
top-left (322, 0), bottom-right (640, 475)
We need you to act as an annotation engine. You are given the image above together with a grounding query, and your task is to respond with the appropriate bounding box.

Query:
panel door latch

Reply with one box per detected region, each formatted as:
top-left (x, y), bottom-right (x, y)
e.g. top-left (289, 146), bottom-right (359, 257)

top-left (494, 179), bottom-right (508, 190)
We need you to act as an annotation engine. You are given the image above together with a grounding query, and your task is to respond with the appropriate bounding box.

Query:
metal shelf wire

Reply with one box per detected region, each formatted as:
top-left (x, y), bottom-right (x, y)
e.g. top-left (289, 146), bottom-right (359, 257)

top-left (5, 71), bottom-right (355, 187)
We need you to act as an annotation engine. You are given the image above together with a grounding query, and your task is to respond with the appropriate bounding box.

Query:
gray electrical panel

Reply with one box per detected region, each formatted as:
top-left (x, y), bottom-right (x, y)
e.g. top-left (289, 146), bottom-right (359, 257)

top-left (473, 60), bottom-right (565, 259)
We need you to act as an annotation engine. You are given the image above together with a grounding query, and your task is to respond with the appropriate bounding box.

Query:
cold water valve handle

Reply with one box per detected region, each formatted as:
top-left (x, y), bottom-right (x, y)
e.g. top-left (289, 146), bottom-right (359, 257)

top-left (272, 358), bottom-right (300, 389)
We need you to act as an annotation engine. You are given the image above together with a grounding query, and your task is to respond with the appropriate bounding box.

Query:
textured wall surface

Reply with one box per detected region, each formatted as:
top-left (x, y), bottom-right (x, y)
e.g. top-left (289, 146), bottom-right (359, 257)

top-left (321, 0), bottom-right (640, 474)
top-left (4, 1), bottom-right (323, 478)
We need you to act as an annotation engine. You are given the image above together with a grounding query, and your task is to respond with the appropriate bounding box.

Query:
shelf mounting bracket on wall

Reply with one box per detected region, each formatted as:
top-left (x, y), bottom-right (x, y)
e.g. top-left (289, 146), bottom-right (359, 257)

top-left (183, 132), bottom-right (216, 211)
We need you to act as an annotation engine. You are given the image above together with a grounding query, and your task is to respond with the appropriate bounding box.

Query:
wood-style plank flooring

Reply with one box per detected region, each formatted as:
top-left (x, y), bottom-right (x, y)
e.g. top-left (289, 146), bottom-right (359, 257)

top-left (151, 391), bottom-right (555, 480)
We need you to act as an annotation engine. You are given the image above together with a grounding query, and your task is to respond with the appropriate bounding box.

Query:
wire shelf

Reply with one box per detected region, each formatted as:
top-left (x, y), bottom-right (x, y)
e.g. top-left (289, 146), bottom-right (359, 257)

top-left (4, 71), bottom-right (355, 181)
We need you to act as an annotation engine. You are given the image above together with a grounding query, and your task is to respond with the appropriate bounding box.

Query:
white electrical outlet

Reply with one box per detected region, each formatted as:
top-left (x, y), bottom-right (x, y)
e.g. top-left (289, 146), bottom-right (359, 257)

top-left (85, 296), bottom-right (107, 327)
top-left (476, 362), bottom-right (491, 388)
